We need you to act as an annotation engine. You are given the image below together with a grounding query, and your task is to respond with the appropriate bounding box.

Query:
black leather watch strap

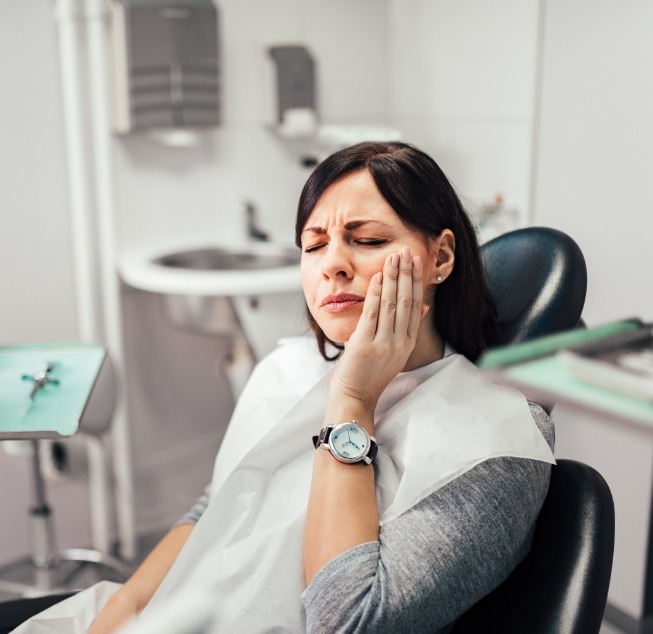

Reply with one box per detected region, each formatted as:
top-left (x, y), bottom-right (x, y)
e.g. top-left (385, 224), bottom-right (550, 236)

top-left (365, 441), bottom-right (379, 464)
top-left (312, 425), bottom-right (333, 449)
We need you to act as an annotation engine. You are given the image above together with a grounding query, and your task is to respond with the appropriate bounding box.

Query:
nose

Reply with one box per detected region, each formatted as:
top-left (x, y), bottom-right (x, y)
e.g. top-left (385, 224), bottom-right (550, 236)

top-left (321, 242), bottom-right (353, 280)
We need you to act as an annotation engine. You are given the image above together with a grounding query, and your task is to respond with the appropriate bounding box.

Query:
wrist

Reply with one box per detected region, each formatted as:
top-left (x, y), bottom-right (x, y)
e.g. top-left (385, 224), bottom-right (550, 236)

top-left (329, 375), bottom-right (382, 414)
top-left (324, 396), bottom-right (376, 434)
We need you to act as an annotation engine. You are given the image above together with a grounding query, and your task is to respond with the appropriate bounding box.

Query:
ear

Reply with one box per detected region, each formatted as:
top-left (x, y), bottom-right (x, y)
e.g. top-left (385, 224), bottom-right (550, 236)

top-left (432, 229), bottom-right (455, 284)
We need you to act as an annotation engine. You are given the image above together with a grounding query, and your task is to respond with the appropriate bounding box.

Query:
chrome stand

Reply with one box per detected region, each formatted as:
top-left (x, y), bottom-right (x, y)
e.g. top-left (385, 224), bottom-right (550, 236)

top-left (0, 439), bottom-right (132, 598)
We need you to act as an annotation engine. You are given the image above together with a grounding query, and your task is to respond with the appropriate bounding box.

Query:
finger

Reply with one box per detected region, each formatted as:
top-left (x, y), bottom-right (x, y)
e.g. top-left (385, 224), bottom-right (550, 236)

top-left (352, 270), bottom-right (383, 341)
top-left (395, 247), bottom-right (416, 335)
top-left (376, 251), bottom-right (400, 337)
top-left (407, 256), bottom-right (425, 338)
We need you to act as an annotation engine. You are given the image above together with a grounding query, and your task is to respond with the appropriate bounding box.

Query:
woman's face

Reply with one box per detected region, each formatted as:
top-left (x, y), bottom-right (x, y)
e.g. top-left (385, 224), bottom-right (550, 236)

top-left (300, 170), bottom-right (443, 345)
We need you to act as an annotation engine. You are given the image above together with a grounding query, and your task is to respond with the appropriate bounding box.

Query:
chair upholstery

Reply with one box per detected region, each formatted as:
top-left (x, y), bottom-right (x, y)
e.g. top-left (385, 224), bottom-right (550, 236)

top-left (480, 227), bottom-right (588, 347)
top-left (452, 459), bottom-right (615, 634)
top-left (457, 230), bottom-right (615, 631)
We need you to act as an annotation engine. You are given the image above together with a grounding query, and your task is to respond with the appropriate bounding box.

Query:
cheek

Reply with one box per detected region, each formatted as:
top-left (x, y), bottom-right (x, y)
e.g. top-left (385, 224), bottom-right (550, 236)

top-left (360, 252), bottom-right (389, 279)
top-left (300, 261), bottom-right (319, 304)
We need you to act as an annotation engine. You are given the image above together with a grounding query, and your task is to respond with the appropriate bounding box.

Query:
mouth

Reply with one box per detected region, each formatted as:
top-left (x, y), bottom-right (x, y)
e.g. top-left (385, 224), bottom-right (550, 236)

top-left (320, 293), bottom-right (365, 313)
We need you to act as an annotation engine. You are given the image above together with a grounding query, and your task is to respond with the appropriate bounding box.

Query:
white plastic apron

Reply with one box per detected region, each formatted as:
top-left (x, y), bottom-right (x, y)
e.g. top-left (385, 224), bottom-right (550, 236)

top-left (139, 337), bottom-right (554, 633)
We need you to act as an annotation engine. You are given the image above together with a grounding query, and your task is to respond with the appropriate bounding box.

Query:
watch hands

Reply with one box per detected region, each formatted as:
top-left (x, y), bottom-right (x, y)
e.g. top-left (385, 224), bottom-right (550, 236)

top-left (345, 429), bottom-right (361, 450)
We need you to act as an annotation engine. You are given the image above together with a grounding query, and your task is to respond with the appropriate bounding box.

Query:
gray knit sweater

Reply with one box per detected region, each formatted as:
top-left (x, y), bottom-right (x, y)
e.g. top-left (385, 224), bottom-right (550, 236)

top-left (178, 403), bottom-right (553, 633)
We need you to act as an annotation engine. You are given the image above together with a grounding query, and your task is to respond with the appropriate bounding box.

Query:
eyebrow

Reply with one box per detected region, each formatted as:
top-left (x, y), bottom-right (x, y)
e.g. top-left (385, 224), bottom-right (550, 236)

top-left (302, 219), bottom-right (391, 234)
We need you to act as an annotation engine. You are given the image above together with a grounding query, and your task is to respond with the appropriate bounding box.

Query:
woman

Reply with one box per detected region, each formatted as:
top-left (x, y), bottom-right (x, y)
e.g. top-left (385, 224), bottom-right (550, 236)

top-left (15, 142), bottom-right (554, 633)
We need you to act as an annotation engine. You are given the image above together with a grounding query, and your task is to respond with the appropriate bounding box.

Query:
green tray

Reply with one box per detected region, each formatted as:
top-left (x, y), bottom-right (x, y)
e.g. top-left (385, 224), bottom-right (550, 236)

top-left (0, 343), bottom-right (106, 439)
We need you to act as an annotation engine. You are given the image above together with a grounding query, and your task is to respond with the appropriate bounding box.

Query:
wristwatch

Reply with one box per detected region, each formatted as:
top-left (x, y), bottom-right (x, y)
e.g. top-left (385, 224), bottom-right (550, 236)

top-left (312, 421), bottom-right (378, 465)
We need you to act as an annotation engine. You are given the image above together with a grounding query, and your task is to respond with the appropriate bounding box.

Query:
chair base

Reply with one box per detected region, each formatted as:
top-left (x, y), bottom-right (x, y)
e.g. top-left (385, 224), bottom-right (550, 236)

top-left (0, 548), bottom-right (132, 599)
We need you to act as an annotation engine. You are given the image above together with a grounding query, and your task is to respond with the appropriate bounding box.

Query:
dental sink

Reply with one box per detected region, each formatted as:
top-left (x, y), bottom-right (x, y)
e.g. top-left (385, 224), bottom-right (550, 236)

top-left (120, 242), bottom-right (301, 296)
top-left (118, 242), bottom-right (302, 336)
top-left (154, 244), bottom-right (300, 271)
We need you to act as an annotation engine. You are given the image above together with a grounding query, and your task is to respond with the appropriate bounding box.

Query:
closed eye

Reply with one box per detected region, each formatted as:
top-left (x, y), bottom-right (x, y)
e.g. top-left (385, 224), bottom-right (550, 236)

top-left (303, 243), bottom-right (326, 253)
top-left (303, 238), bottom-right (387, 253)
top-left (356, 239), bottom-right (387, 247)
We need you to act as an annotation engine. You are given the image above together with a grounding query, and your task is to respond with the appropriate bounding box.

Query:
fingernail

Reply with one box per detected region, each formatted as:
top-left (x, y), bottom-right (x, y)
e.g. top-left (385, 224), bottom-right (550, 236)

top-left (391, 253), bottom-right (400, 267)
top-left (401, 247), bottom-right (411, 262)
top-left (375, 272), bottom-right (383, 284)
top-left (413, 256), bottom-right (422, 271)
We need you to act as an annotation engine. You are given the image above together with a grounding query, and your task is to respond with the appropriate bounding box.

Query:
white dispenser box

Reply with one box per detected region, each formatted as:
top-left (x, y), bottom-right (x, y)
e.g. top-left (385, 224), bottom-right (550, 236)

top-left (109, 0), bottom-right (220, 135)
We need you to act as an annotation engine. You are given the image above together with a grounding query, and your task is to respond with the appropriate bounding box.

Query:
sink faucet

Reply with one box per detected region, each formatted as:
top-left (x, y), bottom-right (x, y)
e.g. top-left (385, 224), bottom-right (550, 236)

top-left (244, 201), bottom-right (270, 242)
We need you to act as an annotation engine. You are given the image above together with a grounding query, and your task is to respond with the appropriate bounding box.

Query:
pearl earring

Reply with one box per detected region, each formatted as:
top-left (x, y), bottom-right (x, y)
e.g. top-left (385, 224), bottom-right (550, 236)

top-left (436, 275), bottom-right (443, 282)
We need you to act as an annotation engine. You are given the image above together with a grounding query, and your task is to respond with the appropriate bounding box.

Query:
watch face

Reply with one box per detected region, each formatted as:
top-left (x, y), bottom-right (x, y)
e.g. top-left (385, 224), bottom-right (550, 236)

top-left (329, 423), bottom-right (370, 463)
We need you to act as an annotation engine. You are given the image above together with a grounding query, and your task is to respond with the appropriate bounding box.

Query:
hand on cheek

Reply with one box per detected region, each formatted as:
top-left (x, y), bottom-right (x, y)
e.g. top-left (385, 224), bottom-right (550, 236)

top-left (330, 247), bottom-right (429, 411)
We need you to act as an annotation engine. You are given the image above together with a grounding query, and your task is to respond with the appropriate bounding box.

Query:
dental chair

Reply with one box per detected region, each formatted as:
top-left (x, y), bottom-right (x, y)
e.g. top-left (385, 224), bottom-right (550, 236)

top-left (452, 228), bottom-right (615, 632)
top-left (451, 459), bottom-right (615, 634)
top-left (480, 226), bottom-right (588, 346)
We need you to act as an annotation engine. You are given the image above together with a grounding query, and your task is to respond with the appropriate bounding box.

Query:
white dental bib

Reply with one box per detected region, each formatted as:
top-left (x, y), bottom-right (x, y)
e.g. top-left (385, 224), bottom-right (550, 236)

top-left (137, 336), bottom-right (555, 633)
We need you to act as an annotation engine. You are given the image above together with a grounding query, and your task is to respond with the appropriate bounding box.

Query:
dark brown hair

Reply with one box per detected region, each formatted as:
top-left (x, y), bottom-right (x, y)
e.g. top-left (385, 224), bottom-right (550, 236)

top-left (295, 141), bottom-right (496, 362)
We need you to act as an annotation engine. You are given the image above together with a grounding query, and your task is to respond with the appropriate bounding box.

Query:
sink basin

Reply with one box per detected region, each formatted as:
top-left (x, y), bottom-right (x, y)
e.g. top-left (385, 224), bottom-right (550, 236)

top-left (154, 244), bottom-right (300, 271)
top-left (119, 242), bottom-right (303, 336)
top-left (120, 242), bottom-right (302, 297)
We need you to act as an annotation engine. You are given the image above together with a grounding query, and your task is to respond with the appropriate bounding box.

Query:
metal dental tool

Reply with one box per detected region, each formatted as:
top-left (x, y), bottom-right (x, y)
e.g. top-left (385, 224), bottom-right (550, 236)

top-left (21, 362), bottom-right (60, 415)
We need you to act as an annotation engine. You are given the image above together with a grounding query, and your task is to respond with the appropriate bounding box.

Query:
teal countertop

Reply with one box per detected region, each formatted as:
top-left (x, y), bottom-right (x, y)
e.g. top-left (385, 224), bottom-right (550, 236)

top-left (0, 343), bottom-right (105, 439)
top-left (479, 319), bottom-right (653, 429)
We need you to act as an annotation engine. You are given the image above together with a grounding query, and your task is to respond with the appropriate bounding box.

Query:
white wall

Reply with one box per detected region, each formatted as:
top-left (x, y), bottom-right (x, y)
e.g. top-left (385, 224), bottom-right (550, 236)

top-left (533, 0), bottom-right (653, 325)
top-left (534, 0), bottom-right (653, 621)
top-left (387, 0), bottom-right (541, 232)
top-left (0, 3), bottom-right (78, 344)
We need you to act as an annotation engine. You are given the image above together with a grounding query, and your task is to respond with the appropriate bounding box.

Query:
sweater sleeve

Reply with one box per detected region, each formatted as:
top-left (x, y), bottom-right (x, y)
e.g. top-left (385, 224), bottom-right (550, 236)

top-left (301, 403), bottom-right (554, 634)
top-left (173, 483), bottom-right (211, 527)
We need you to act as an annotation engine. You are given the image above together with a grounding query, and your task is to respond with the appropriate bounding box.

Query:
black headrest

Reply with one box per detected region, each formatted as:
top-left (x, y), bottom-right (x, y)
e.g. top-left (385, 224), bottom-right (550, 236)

top-left (481, 227), bottom-right (587, 346)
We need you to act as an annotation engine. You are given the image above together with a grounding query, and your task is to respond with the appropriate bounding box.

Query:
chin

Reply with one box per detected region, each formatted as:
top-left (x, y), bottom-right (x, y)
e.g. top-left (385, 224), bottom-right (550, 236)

top-left (325, 331), bottom-right (353, 346)
top-left (316, 316), bottom-right (357, 345)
